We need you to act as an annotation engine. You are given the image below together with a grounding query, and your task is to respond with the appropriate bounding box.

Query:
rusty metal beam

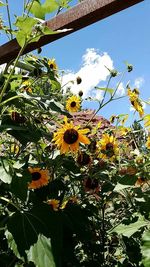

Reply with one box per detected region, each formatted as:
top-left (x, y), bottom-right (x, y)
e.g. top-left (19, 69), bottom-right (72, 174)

top-left (0, 0), bottom-right (144, 65)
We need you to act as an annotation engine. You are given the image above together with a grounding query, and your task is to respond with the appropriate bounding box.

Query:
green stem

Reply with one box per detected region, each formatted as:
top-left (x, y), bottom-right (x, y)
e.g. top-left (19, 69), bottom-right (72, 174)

top-left (0, 196), bottom-right (20, 211)
top-left (0, 95), bottom-right (24, 107)
top-left (100, 75), bottom-right (112, 108)
top-left (5, 0), bottom-right (13, 40)
top-left (111, 70), bottom-right (126, 99)
top-left (0, 43), bottom-right (26, 103)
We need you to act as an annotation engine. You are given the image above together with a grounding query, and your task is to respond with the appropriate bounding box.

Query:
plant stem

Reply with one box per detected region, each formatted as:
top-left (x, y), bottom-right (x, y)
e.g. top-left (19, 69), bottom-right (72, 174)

top-left (0, 196), bottom-right (20, 211)
top-left (0, 43), bottom-right (26, 103)
top-left (0, 95), bottom-right (24, 107)
top-left (5, 0), bottom-right (13, 40)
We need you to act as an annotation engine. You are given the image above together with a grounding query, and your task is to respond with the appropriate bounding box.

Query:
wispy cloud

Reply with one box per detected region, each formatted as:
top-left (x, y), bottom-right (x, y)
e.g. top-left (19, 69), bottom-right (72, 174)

top-left (61, 48), bottom-right (114, 98)
top-left (134, 77), bottom-right (144, 88)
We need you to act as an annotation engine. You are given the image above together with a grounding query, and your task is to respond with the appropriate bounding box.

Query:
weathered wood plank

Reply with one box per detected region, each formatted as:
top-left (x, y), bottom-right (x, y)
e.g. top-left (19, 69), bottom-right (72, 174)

top-left (0, 0), bottom-right (143, 65)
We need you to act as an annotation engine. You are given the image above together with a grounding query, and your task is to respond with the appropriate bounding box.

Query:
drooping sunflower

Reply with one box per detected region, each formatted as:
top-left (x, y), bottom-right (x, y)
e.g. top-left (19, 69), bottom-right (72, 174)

top-left (52, 116), bottom-right (90, 154)
top-left (98, 133), bottom-right (118, 160)
top-left (127, 88), bottom-right (144, 117)
top-left (146, 136), bottom-right (150, 149)
top-left (28, 167), bottom-right (50, 189)
top-left (66, 95), bottom-right (81, 113)
top-left (48, 58), bottom-right (58, 70)
top-left (127, 88), bottom-right (139, 101)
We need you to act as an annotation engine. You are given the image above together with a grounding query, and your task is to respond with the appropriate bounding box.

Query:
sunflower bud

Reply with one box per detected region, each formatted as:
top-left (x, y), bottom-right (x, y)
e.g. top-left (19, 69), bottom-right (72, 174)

top-left (127, 64), bottom-right (133, 72)
top-left (110, 69), bottom-right (118, 77)
top-left (76, 76), bottom-right (82, 84)
top-left (11, 112), bottom-right (26, 123)
top-left (77, 152), bottom-right (91, 166)
top-left (78, 90), bottom-right (83, 97)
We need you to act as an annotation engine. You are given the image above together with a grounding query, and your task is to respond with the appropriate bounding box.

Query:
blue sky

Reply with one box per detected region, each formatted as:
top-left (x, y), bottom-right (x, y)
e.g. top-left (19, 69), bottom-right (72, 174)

top-left (0, 0), bottom-right (150, 123)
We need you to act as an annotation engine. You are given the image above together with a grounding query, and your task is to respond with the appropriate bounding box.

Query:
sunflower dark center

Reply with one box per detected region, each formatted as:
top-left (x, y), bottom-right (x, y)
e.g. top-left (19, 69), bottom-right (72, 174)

top-left (106, 143), bottom-right (114, 150)
top-left (70, 101), bottom-right (76, 107)
top-left (105, 142), bottom-right (114, 157)
top-left (32, 172), bottom-right (41, 181)
top-left (63, 129), bottom-right (79, 144)
top-left (50, 64), bottom-right (54, 69)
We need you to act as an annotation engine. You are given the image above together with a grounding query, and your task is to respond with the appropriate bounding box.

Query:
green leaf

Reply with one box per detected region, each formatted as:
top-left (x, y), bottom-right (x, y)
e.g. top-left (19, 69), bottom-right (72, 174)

top-left (15, 31), bottom-right (26, 47)
top-left (0, 163), bottom-right (12, 184)
top-left (29, 1), bottom-right (45, 19)
top-left (47, 99), bottom-right (72, 117)
top-left (110, 215), bottom-right (148, 238)
top-left (141, 229), bottom-right (150, 267)
top-left (15, 16), bottom-right (37, 35)
top-left (11, 171), bottom-right (32, 201)
top-left (95, 86), bottom-right (114, 94)
top-left (5, 230), bottom-right (23, 260)
top-left (7, 204), bottom-right (63, 263)
top-left (42, 0), bottom-right (59, 14)
top-left (27, 234), bottom-right (56, 267)
top-left (0, 1), bottom-right (6, 6)
top-left (114, 183), bottom-right (134, 192)
top-left (117, 174), bottom-right (137, 185)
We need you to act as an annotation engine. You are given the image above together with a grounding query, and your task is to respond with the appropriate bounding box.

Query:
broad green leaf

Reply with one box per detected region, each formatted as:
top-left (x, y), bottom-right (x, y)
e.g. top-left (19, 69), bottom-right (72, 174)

top-left (0, 163), bottom-right (12, 184)
top-left (42, 0), bottom-right (59, 14)
top-left (114, 183), bottom-right (134, 193)
top-left (110, 215), bottom-right (148, 238)
top-left (11, 171), bottom-right (32, 201)
top-left (117, 174), bottom-right (137, 185)
top-left (27, 234), bottom-right (56, 267)
top-left (5, 230), bottom-right (23, 260)
top-left (28, 2), bottom-right (45, 20)
top-left (15, 31), bottom-right (26, 47)
top-left (15, 16), bottom-right (37, 35)
top-left (47, 99), bottom-right (72, 116)
top-left (95, 86), bottom-right (114, 94)
top-left (141, 229), bottom-right (150, 267)
top-left (7, 204), bottom-right (63, 262)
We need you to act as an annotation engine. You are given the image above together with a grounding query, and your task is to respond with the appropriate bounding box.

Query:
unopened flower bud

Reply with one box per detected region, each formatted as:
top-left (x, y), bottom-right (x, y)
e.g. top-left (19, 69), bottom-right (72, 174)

top-left (78, 90), bottom-right (83, 97)
top-left (76, 76), bottom-right (82, 84)
top-left (111, 69), bottom-right (118, 77)
top-left (127, 64), bottom-right (133, 72)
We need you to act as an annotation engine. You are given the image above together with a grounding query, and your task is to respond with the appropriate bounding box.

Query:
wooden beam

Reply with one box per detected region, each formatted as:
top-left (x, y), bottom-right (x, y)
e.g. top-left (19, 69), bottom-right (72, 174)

top-left (0, 0), bottom-right (144, 65)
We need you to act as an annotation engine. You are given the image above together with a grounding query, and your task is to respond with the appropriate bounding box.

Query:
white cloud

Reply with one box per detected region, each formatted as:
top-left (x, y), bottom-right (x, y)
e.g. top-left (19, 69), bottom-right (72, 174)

top-left (61, 48), bottom-right (114, 98)
top-left (116, 82), bottom-right (125, 96)
top-left (134, 77), bottom-right (144, 88)
top-left (0, 64), bottom-right (6, 73)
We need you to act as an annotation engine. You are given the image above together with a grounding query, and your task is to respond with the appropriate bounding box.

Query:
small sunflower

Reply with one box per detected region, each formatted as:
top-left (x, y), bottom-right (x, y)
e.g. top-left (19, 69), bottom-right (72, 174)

top-left (28, 167), bottom-right (50, 189)
top-left (98, 133), bottom-right (118, 160)
top-left (52, 116), bottom-right (90, 154)
top-left (146, 136), bottom-right (150, 149)
top-left (47, 199), bottom-right (60, 211)
top-left (66, 95), bottom-right (81, 113)
top-left (48, 58), bottom-right (58, 70)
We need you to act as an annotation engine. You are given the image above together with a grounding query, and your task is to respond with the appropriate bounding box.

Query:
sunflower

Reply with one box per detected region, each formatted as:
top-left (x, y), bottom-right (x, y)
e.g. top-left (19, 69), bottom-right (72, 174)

top-left (28, 167), bottom-right (50, 189)
top-left (66, 95), bottom-right (81, 113)
top-left (131, 99), bottom-right (144, 117)
top-left (146, 136), bottom-right (150, 149)
top-left (48, 58), bottom-right (58, 70)
top-left (47, 199), bottom-right (60, 211)
top-left (98, 133), bottom-right (118, 160)
top-left (127, 88), bottom-right (139, 101)
top-left (127, 88), bottom-right (144, 117)
top-left (52, 116), bottom-right (90, 154)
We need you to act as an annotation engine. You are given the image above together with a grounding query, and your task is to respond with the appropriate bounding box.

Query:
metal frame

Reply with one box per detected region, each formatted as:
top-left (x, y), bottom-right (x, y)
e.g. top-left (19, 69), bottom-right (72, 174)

top-left (0, 0), bottom-right (143, 65)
